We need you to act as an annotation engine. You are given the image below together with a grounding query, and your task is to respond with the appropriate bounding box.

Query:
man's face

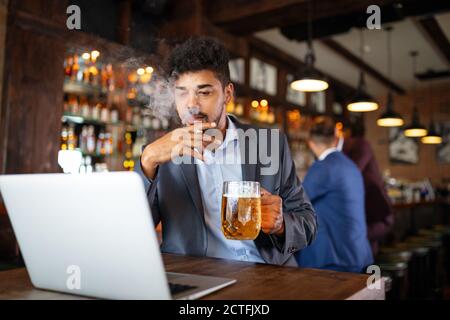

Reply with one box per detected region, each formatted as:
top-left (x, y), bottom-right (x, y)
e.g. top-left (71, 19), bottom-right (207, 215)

top-left (174, 70), bottom-right (233, 126)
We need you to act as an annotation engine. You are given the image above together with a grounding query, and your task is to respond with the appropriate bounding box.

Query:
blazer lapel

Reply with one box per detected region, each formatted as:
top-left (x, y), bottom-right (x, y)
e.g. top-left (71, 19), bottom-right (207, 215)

top-left (179, 161), bottom-right (205, 217)
top-left (231, 117), bottom-right (260, 183)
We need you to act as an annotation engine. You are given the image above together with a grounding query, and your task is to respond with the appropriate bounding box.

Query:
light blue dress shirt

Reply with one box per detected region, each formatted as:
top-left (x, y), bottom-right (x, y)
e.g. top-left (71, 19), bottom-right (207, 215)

top-left (195, 116), bottom-right (265, 263)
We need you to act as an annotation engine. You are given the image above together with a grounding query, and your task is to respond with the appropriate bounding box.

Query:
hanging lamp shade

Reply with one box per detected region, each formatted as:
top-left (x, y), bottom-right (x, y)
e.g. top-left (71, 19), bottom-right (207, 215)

top-left (376, 92), bottom-right (404, 127)
top-left (377, 26), bottom-right (404, 127)
top-left (290, 0), bottom-right (328, 93)
top-left (404, 51), bottom-right (427, 137)
top-left (347, 72), bottom-right (379, 112)
top-left (403, 106), bottom-right (427, 137)
top-left (421, 120), bottom-right (442, 144)
top-left (291, 45), bottom-right (329, 92)
top-left (421, 80), bottom-right (442, 144)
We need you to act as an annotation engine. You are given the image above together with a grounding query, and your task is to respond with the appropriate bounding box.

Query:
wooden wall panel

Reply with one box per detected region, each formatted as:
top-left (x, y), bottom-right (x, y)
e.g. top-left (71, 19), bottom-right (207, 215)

top-left (0, 0), bottom-right (8, 175)
top-left (0, 0), bottom-right (67, 260)
top-left (4, 27), bottom-right (65, 173)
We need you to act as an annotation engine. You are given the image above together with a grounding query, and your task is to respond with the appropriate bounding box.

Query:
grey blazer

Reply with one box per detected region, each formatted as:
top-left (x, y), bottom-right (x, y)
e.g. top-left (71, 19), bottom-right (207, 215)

top-left (137, 117), bottom-right (317, 266)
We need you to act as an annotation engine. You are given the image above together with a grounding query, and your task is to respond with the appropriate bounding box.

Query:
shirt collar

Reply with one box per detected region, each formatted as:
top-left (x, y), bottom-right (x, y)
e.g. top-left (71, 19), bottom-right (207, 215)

top-left (318, 147), bottom-right (338, 161)
top-left (336, 137), bottom-right (344, 152)
top-left (217, 115), bottom-right (239, 150)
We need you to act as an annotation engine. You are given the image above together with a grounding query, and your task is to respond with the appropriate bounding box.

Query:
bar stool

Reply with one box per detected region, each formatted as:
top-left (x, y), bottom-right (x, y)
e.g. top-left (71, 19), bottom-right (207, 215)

top-left (376, 261), bottom-right (408, 300)
top-left (394, 242), bottom-right (430, 299)
top-left (432, 225), bottom-right (450, 285)
top-left (418, 228), bottom-right (446, 297)
top-left (405, 236), bottom-right (442, 299)
top-left (377, 247), bottom-right (411, 300)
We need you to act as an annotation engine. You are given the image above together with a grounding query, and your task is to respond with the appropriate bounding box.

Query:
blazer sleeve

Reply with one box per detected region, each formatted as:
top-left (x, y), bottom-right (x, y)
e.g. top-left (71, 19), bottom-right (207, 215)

top-left (270, 134), bottom-right (318, 257)
top-left (135, 158), bottom-right (161, 226)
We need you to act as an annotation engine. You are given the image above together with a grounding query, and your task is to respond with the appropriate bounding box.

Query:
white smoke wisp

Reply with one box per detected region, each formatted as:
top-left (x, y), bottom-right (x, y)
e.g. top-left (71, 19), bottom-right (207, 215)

top-left (141, 75), bottom-right (177, 121)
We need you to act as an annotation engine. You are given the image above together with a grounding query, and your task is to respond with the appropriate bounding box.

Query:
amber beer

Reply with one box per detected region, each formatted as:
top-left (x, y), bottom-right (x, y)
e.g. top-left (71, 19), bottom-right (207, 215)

top-left (221, 181), bottom-right (261, 240)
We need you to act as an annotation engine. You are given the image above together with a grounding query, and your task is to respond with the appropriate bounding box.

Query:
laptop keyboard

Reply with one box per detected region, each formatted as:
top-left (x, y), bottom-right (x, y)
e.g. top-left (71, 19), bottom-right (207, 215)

top-left (169, 282), bottom-right (198, 295)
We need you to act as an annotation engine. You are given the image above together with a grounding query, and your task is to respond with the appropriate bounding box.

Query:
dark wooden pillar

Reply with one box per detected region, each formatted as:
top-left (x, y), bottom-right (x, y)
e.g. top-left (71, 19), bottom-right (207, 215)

top-left (0, 0), bottom-right (68, 261)
top-left (117, 0), bottom-right (132, 46)
top-left (1, 0), bottom-right (67, 175)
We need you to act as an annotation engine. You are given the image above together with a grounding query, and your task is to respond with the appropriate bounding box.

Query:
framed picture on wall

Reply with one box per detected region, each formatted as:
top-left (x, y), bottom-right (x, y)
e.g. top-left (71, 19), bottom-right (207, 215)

top-left (310, 91), bottom-right (326, 113)
top-left (286, 74), bottom-right (306, 106)
top-left (229, 58), bottom-right (245, 84)
top-left (250, 57), bottom-right (277, 96)
top-left (389, 127), bottom-right (419, 164)
top-left (437, 122), bottom-right (450, 164)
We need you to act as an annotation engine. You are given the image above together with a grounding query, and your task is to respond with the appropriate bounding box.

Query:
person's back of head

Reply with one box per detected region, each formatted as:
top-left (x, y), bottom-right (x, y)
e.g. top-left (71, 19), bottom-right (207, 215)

top-left (308, 116), bottom-right (337, 158)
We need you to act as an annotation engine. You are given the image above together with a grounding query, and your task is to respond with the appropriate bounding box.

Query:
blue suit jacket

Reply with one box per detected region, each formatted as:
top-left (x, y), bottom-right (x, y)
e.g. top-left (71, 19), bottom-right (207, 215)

top-left (296, 151), bottom-right (373, 273)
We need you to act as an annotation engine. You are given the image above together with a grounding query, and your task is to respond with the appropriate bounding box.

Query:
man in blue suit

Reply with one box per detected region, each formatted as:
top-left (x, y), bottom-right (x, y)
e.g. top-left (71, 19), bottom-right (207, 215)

top-left (296, 117), bottom-right (373, 273)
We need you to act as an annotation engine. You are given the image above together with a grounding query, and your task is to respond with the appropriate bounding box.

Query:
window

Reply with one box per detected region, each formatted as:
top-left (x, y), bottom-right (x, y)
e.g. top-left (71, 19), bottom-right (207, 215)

top-left (286, 74), bottom-right (306, 106)
top-left (311, 91), bottom-right (326, 113)
top-left (229, 58), bottom-right (245, 84)
top-left (250, 58), bottom-right (277, 95)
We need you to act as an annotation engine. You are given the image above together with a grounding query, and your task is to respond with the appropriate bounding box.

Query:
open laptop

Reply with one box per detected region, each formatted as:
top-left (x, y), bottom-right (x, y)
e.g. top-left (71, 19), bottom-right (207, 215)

top-left (0, 172), bottom-right (236, 300)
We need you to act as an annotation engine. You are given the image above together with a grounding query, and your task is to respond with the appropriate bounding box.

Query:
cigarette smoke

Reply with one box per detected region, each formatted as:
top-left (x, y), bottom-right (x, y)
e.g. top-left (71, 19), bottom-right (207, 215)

top-left (85, 43), bottom-right (180, 125)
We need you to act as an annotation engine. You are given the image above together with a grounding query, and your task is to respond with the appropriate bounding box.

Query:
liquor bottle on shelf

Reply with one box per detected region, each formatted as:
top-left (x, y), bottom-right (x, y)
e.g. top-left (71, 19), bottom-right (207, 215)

top-left (161, 117), bottom-right (169, 130)
top-left (123, 131), bottom-right (135, 171)
top-left (132, 107), bottom-right (141, 127)
top-left (132, 129), bottom-right (146, 158)
top-left (80, 97), bottom-right (90, 119)
top-left (79, 156), bottom-right (87, 174)
top-left (83, 62), bottom-right (90, 85)
top-left (86, 125), bottom-right (96, 154)
top-left (79, 125), bottom-right (88, 153)
top-left (60, 125), bottom-right (68, 150)
top-left (142, 115), bottom-right (152, 129)
top-left (67, 124), bottom-right (77, 150)
top-left (91, 103), bottom-right (101, 121)
top-left (106, 63), bottom-right (114, 91)
top-left (110, 105), bottom-right (119, 123)
top-left (152, 116), bottom-right (161, 131)
top-left (89, 65), bottom-right (99, 86)
top-left (104, 132), bottom-right (113, 155)
top-left (64, 56), bottom-right (73, 78)
top-left (85, 156), bottom-right (93, 173)
top-left (100, 103), bottom-right (110, 123)
top-left (67, 96), bottom-right (79, 115)
top-left (125, 106), bottom-right (133, 124)
top-left (97, 130), bottom-right (106, 155)
top-left (71, 55), bottom-right (80, 82)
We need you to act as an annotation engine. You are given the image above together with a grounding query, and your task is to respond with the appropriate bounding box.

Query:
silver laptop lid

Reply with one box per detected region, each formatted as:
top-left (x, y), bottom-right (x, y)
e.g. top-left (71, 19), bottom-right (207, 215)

top-left (0, 172), bottom-right (171, 299)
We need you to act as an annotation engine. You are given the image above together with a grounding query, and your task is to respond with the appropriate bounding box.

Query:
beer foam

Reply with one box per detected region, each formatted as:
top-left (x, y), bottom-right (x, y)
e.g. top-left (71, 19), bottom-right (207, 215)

top-left (223, 193), bottom-right (260, 198)
top-left (223, 181), bottom-right (260, 198)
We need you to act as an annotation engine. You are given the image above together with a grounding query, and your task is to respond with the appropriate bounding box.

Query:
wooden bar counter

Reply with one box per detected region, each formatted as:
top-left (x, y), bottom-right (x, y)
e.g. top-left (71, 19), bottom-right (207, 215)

top-left (0, 254), bottom-right (384, 300)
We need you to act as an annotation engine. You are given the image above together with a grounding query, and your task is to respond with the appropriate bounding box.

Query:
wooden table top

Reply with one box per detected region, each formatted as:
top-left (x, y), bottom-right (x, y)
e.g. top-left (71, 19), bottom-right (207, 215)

top-left (0, 254), bottom-right (384, 300)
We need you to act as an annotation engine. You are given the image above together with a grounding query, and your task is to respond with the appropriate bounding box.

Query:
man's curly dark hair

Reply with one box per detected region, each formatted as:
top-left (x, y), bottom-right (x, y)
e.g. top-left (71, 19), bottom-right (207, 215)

top-left (168, 36), bottom-right (231, 87)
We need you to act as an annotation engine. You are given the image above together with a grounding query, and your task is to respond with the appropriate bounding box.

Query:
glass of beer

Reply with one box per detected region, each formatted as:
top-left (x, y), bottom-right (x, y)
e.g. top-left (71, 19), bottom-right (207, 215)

top-left (221, 181), bottom-right (261, 240)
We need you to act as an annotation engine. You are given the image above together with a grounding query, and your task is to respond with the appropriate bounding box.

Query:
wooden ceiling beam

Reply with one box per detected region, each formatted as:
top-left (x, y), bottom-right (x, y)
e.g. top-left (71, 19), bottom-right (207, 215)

top-left (416, 16), bottom-right (450, 65)
top-left (207, 0), bottom-right (307, 25)
top-left (248, 36), bottom-right (358, 98)
top-left (321, 38), bottom-right (405, 94)
top-left (206, 0), bottom-right (395, 34)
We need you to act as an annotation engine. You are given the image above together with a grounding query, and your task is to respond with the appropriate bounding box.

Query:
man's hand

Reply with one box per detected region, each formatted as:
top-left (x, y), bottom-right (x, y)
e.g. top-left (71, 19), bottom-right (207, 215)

top-left (141, 122), bottom-right (216, 179)
top-left (260, 187), bottom-right (285, 236)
